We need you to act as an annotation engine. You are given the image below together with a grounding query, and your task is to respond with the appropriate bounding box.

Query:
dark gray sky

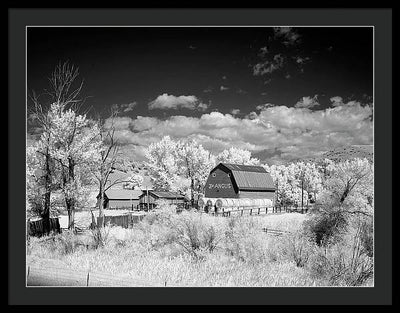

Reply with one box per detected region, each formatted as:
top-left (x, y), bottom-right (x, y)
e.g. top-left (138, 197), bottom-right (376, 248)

top-left (27, 27), bottom-right (373, 164)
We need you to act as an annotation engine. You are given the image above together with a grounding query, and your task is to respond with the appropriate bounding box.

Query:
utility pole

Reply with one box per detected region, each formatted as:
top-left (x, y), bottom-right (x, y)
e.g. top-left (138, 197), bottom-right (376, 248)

top-left (146, 186), bottom-right (149, 212)
top-left (301, 179), bottom-right (304, 214)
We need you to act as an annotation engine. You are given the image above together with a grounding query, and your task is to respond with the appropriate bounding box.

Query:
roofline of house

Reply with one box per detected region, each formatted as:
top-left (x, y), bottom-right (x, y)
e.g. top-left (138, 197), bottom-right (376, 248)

top-left (239, 187), bottom-right (276, 192)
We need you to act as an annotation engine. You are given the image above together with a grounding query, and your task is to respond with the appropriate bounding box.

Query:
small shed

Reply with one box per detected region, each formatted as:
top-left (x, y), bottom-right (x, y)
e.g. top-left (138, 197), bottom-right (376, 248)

top-left (204, 163), bottom-right (276, 202)
top-left (97, 189), bottom-right (144, 210)
top-left (139, 191), bottom-right (187, 210)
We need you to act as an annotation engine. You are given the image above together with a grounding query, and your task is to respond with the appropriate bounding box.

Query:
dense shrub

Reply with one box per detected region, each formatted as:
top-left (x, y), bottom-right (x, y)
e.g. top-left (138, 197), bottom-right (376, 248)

top-left (170, 210), bottom-right (227, 260)
top-left (303, 208), bottom-right (348, 246)
top-left (358, 217), bottom-right (373, 258)
top-left (308, 240), bottom-right (373, 286)
top-left (90, 224), bottom-right (112, 249)
top-left (305, 213), bottom-right (373, 286)
top-left (224, 216), bottom-right (269, 263)
top-left (282, 231), bottom-right (315, 267)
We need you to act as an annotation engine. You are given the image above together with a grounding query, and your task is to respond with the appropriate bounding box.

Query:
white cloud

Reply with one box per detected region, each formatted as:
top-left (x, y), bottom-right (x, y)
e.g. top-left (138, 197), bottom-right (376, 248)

top-left (294, 95), bottom-right (320, 109)
top-left (230, 109), bottom-right (241, 115)
top-left (106, 99), bottom-right (373, 164)
top-left (112, 101), bottom-right (137, 113)
top-left (294, 56), bottom-right (311, 65)
top-left (253, 54), bottom-right (285, 76)
top-left (148, 93), bottom-right (208, 111)
top-left (273, 27), bottom-right (302, 46)
top-left (258, 46), bottom-right (269, 57)
top-left (330, 96), bottom-right (344, 106)
top-left (256, 103), bottom-right (275, 111)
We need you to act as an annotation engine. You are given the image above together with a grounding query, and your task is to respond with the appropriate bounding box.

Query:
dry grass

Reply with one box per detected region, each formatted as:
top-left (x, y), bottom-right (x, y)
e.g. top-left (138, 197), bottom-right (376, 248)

top-left (27, 207), bottom-right (371, 287)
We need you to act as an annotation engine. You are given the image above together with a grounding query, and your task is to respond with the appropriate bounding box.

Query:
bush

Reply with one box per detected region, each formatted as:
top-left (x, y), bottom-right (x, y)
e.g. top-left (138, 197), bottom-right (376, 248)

top-left (283, 231), bottom-right (315, 267)
top-left (55, 230), bottom-right (90, 255)
top-left (143, 202), bottom-right (177, 225)
top-left (303, 208), bottom-right (348, 246)
top-left (171, 211), bottom-right (226, 260)
top-left (358, 217), bottom-right (373, 258)
top-left (224, 216), bottom-right (269, 264)
top-left (90, 224), bottom-right (112, 249)
top-left (306, 220), bottom-right (373, 286)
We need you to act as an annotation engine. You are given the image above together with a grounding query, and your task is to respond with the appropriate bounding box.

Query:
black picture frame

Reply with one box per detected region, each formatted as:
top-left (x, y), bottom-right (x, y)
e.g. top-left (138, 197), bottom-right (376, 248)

top-left (9, 7), bottom-right (392, 306)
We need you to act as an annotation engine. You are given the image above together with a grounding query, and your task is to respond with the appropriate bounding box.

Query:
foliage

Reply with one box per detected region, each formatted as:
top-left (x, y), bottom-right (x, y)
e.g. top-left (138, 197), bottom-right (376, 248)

top-left (27, 209), bottom-right (373, 286)
top-left (308, 230), bottom-right (373, 286)
top-left (216, 147), bottom-right (260, 165)
top-left (281, 231), bottom-right (315, 267)
top-left (321, 157), bottom-right (373, 213)
top-left (224, 216), bottom-right (269, 264)
top-left (145, 136), bottom-right (215, 203)
top-left (90, 224), bottom-right (112, 249)
top-left (27, 63), bottom-right (102, 230)
top-left (303, 208), bottom-right (348, 246)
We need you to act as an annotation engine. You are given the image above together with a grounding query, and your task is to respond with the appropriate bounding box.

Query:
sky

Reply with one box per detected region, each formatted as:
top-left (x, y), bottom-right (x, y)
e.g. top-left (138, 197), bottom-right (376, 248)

top-left (27, 26), bottom-right (373, 164)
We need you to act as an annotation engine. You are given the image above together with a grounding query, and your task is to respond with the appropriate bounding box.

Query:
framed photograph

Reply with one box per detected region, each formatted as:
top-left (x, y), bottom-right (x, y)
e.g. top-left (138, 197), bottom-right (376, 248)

top-left (9, 7), bottom-right (392, 306)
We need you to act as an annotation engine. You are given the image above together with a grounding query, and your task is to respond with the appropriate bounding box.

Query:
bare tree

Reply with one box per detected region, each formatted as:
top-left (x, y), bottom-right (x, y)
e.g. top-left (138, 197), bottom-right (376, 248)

top-left (93, 108), bottom-right (120, 227)
top-left (28, 61), bottom-right (93, 232)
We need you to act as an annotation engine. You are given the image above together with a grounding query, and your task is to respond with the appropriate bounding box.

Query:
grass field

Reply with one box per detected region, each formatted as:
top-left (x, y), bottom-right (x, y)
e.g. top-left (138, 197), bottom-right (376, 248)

top-left (27, 208), bottom-right (373, 287)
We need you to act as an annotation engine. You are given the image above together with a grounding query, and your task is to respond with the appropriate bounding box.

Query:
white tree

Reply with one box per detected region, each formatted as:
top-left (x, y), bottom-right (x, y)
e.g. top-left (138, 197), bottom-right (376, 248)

top-left (26, 143), bottom-right (55, 221)
top-left (122, 173), bottom-right (144, 189)
top-left (48, 102), bottom-right (101, 230)
top-left (216, 147), bottom-right (260, 165)
top-left (145, 136), bottom-right (182, 192)
top-left (177, 139), bottom-right (216, 204)
top-left (322, 158), bottom-right (373, 216)
top-left (145, 136), bottom-right (215, 205)
top-left (27, 62), bottom-right (86, 233)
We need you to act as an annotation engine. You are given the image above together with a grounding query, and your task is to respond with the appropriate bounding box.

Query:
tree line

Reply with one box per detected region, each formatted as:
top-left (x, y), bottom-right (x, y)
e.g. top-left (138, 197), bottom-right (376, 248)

top-left (26, 62), bottom-right (374, 235)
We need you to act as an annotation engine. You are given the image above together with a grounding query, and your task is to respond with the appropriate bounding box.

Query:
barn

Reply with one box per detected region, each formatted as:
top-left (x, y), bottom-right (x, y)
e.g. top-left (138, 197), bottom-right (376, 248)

top-left (138, 191), bottom-right (187, 210)
top-left (204, 163), bottom-right (276, 201)
top-left (97, 189), bottom-right (144, 210)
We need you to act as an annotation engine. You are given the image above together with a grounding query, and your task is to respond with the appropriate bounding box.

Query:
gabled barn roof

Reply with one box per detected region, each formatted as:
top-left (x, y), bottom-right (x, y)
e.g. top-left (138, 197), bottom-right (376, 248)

top-left (222, 163), bottom-right (267, 173)
top-left (140, 191), bottom-right (186, 199)
top-left (216, 163), bottom-right (276, 191)
top-left (103, 189), bottom-right (143, 200)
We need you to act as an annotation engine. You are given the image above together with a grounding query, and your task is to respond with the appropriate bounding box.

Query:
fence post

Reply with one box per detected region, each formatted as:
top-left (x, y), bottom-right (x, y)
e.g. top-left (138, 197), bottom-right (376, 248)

top-left (87, 272), bottom-right (90, 286)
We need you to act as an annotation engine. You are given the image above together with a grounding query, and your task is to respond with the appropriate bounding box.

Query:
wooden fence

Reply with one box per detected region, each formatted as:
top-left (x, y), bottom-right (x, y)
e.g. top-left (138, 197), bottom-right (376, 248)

top-left (97, 213), bottom-right (146, 229)
top-left (211, 205), bottom-right (310, 217)
top-left (262, 227), bottom-right (290, 236)
top-left (27, 218), bottom-right (61, 237)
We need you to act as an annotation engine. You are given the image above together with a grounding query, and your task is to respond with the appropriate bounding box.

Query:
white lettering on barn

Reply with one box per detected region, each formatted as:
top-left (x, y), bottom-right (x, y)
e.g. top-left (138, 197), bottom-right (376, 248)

top-left (208, 183), bottom-right (232, 189)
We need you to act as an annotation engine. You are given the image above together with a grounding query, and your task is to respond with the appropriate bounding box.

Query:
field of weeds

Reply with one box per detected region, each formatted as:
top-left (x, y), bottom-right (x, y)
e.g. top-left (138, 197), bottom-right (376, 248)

top-left (27, 205), bottom-right (373, 287)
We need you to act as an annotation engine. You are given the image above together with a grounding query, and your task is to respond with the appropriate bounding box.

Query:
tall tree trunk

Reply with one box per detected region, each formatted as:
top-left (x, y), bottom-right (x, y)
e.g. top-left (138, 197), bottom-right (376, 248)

top-left (42, 149), bottom-right (51, 235)
top-left (190, 178), bottom-right (195, 207)
top-left (97, 179), bottom-right (105, 228)
top-left (42, 191), bottom-right (51, 235)
top-left (67, 157), bottom-right (76, 230)
top-left (301, 179), bottom-right (304, 214)
top-left (67, 200), bottom-right (75, 230)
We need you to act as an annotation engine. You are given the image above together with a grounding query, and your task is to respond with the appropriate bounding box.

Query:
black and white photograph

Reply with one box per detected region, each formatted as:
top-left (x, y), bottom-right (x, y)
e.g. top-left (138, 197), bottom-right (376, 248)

top-left (25, 25), bottom-right (375, 288)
